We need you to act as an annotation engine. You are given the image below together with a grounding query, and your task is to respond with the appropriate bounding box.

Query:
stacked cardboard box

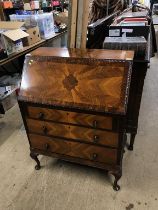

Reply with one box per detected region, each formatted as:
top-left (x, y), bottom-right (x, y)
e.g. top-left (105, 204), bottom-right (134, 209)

top-left (0, 21), bottom-right (42, 57)
top-left (23, 26), bottom-right (41, 46)
top-left (0, 22), bottom-right (29, 56)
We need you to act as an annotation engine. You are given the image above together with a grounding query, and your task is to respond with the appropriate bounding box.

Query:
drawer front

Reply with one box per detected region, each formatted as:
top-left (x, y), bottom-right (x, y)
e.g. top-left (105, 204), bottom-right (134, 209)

top-left (27, 118), bottom-right (70, 139)
top-left (27, 106), bottom-right (68, 122)
top-left (27, 106), bottom-right (113, 130)
top-left (29, 134), bottom-right (117, 164)
top-left (26, 119), bottom-right (118, 147)
top-left (68, 112), bottom-right (113, 130)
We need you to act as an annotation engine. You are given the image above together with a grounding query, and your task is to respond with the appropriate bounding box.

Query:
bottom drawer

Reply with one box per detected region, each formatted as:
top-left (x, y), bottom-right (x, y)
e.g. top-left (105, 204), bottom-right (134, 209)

top-left (29, 134), bottom-right (117, 165)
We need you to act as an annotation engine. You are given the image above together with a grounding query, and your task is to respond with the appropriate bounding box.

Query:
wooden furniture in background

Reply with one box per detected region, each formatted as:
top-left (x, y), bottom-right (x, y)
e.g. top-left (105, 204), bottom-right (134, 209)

top-left (67, 0), bottom-right (78, 48)
top-left (87, 10), bottom-right (151, 151)
top-left (0, 2), bottom-right (5, 21)
top-left (18, 48), bottom-right (134, 191)
top-left (87, 11), bottom-right (120, 49)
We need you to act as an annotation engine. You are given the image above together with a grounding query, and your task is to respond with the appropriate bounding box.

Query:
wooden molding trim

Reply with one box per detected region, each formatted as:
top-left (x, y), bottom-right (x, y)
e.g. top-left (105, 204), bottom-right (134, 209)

top-left (68, 0), bottom-right (90, 49)
top-left (67, 0), bottom-right (78, 48)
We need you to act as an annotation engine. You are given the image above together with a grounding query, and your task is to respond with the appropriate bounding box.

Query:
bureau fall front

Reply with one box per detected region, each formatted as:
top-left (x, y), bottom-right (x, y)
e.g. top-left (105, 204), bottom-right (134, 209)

top-left (18, 48), bottom-right (134, 191)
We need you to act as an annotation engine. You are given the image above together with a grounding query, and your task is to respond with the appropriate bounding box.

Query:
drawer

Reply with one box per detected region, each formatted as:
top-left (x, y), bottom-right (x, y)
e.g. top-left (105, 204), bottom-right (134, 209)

top-left (26, 119), bottom-right (118, 147)
top-left (27, 106), bottom-right (113, 130)
top-left (29, 134), bottom-right (117, 165)
top-left (27, 106), bottom-right (68, 122)
top-left (68, 112), bottom-right (112, 130)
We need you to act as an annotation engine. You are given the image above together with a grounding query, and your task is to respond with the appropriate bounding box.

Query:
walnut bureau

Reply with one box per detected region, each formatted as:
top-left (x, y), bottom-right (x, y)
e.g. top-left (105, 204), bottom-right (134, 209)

top-left (18, 48), bottom-right (134, 191)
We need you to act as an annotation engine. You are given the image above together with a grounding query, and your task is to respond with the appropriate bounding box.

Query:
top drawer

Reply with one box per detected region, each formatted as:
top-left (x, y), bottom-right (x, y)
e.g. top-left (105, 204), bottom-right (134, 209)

top-left (27, 106), bottom-right (113, 130)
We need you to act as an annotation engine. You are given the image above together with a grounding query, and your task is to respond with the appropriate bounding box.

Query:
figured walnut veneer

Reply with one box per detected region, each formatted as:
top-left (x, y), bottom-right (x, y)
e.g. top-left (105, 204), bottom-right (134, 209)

top-left (26, 118), bottom-right (118, 147)
top-left (29, 134), bottom-right (117, 165)
top-left (19, 48), bottom-right (133, 115)
top-left (27, 106), bottom-right (113, 130)
top-left (18, 48), bottom-right (134, 191)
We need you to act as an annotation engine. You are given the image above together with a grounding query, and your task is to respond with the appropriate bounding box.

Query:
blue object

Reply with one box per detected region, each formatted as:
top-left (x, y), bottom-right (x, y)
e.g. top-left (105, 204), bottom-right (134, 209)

top-left (15, 10), bottom-right (33, 15)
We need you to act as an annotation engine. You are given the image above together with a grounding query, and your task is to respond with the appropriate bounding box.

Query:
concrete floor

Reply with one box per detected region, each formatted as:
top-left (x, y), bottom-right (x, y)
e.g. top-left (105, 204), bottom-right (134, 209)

top-left (0, 56), bottom-right (158, 210)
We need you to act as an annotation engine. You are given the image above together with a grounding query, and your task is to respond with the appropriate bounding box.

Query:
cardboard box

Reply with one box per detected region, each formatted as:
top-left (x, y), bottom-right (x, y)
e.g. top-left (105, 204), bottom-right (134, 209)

top-left (54, 12), bottom-right (68, 25)
top-left (2, 29), bottom-right (29, 55)
top-left (1, 1), bottom-right (13, 9)
top-left (0, 21), bottom-right (25, 30)
top-left (24, 3), bottom-right (31, 10)
top-left (0, 21), bottom-right (28, 55)
top-left (23, 26), bottom-right (41, 46)
top-left (0, 21), bottom-right (24, 54)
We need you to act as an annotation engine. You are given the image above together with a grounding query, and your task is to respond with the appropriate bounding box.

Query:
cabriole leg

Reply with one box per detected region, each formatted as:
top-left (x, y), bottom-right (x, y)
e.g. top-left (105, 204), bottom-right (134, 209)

top-left (110, 170), bottom-right (122, 191)
top-left (30, 152), bottom-right (41, 170)
top-left (128, 133), bottom-right (136, 151)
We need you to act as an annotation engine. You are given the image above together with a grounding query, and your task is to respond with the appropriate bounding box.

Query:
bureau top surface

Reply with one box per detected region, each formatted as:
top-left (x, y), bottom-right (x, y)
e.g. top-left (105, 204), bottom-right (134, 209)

top-left (19, 48), bottom-right (134, 115)
top-left (28, 47), bottom-right (134, 61)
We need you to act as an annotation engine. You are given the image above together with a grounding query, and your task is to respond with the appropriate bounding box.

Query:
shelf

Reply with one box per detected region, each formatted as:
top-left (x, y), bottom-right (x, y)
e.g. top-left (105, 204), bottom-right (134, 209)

top-left (0, 31), bottom-right (67, 66)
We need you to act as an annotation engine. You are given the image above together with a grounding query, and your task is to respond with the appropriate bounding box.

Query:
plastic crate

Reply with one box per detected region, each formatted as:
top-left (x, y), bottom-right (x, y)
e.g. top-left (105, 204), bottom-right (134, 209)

top-left (9, 14), bottom-right (37, 27)
top-left (35, 13), bottom-right (55, 39)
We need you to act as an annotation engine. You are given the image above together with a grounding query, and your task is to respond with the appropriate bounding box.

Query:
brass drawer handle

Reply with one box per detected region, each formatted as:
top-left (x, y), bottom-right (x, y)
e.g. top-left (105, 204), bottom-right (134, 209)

top-left (93, 120), bottom-right (98, 128)
top-left (45, 143), bottom-right (49, 150)
top-left (42, 126), bottom-right (48, 135)
top-left (93, 135), bottom-right (99, 143)
top-left (92, 153), bottom-right (98, 161)
top-left (38, 112), bottom-right (44, 120)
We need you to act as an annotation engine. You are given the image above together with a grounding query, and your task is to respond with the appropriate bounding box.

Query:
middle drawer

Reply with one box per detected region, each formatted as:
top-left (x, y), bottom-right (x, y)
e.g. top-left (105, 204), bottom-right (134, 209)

top-left (26, 119), bottom-right (118, 148)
